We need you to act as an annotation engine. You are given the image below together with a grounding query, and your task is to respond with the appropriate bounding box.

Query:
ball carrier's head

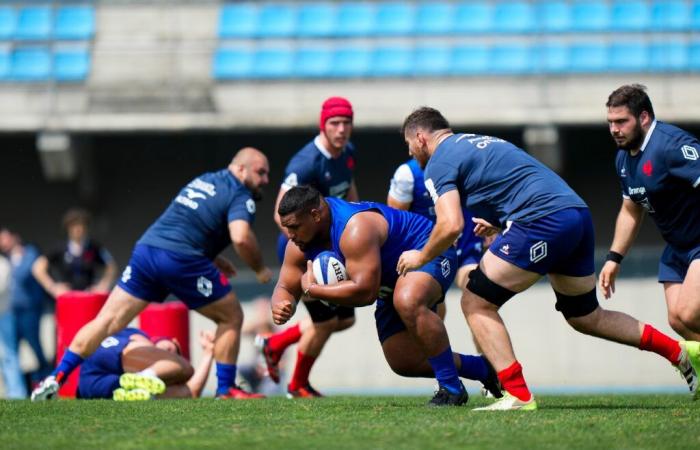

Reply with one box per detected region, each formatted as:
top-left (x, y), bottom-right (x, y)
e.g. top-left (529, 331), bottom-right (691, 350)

top-left (278, 185), bottom-right (331, 252)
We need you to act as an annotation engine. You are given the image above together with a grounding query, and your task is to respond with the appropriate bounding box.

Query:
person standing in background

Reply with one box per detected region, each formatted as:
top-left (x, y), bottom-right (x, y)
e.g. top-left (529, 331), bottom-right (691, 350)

top-left (0, 251), bottom-right (26, 398)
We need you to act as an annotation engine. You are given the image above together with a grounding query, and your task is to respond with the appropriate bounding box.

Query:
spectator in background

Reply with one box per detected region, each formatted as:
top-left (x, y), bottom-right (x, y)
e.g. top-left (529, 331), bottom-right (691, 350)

top-left (0, 251), bottom-right (26, 398)
top-left (32, 208), bottom-right (117, 297)
top-left (0, 227), bottom-right (51, 386)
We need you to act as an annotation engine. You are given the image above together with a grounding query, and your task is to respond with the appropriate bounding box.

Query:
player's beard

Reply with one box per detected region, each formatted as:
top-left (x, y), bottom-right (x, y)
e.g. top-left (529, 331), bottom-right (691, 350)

top-left (617, 120), bottom-right (645, 152)
top-left (251, 189), bottom-right (263, 201)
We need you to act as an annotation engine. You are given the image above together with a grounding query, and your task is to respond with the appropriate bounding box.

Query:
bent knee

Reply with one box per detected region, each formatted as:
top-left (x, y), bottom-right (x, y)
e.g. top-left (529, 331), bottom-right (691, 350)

top-left (335, 317), bottom-right (355, 332)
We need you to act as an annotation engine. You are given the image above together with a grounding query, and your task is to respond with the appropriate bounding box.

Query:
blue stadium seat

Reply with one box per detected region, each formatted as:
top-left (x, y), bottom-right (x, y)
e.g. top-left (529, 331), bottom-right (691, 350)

top-left (414, 44), bottom-right (451, 76)
top-left (53, 48), bottom-right (90, 81)
top-left (611, 1), bottom-right (650, 31)
top-left (538, 42), bottom-right (570, 73)
top-left (571, 1), bottom-right (610, 32)
top-left (651, 1), bottom-right (690, 31)
top-left (15, 6), bottom-right (52, 40)
top-left (450, 44), bottom-right (489, 75)
top-left (537, 1), bottom-right (572, 33)
top-left (375, 3), bottom-right (415, 36)
top-left (416, 3), bottom-right (454, 35)
top-left (494, 2), bottom-right (535, 33)
top-left (692, 1), bottom-right (700, 30)
top-left (212, 47), bottom-right (254, 79)
top-left (453, 2), bottom-right (493, 34)
top-left (689, 40), bottom-right (700, 70)
top-left (297, 4), bottom-right (337, 37)
top-left (219, 4), bottom-right (258, 39)
top-left (649, 41), bottom-right (688, 71)
top-left (608, 42), bottom-right (648, 72)
top-left (257, 4), bottom-right (297, 38)
top-left (490, 44), bottom-right (534, 74)
top-left (569, 42), bottom-right (608, 72)
top-left (337, 3), bottom-right (376, 37)
top-left (370, 46), bottom-right (412, 77)
top-left (0, 7), bottom-right (16, 40)
top-left (331, 46), bottom-right (371, 77)
top-left (294, 47), bottom-right (333, 78)
top-left (10, 47), bottom-right (51, 80)
top-left (54, 6), bottom-right (95, 40)
top-left (252, 47), bottom-right (294, 78)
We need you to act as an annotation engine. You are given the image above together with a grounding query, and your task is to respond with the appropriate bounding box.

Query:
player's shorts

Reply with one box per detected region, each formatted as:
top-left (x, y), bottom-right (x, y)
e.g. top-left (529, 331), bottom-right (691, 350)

top-left (374, 247), bottom-right (457, 343)
top-left (117, 244), bottom-right (231, 309)
top-left (456, 232), bottom-right (482, 269)
top-left (304, 300), bottom-right (356, 323)
top-left (658, 242), bottom-right (700, 283)
top-left (489, 207), bottom-right (595, 276)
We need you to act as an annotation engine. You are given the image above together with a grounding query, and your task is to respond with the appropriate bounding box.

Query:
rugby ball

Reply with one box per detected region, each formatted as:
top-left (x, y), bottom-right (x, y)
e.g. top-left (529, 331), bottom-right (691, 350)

top-left (312, 251), bottom-right (347, 285)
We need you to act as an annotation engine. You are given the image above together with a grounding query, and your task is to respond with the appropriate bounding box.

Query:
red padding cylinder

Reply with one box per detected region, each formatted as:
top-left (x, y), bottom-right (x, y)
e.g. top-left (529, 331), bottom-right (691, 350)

top-left (139, 301), bottom-right (190, 360)
top-left (55, 291), bottom-right (108, 398)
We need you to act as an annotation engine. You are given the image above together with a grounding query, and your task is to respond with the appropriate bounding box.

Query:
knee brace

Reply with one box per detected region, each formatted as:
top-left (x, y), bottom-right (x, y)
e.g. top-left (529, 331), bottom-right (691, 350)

top-left (466, 266), bottom-right (517, 307)
top-left (554, 288), bottom-right (599, 319)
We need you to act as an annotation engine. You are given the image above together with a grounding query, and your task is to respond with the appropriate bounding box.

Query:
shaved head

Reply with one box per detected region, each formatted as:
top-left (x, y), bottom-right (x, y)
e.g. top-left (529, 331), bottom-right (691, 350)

top-left (231, 147), bottom-right (267, 167)
top-left (229, 147), bottom-right (270, 200)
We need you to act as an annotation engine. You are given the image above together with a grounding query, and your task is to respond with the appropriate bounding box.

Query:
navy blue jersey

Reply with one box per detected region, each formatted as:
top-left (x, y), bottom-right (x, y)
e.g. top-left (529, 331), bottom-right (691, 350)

top-left (282, 137), bottom-right (356, 199)
top-left (80, 328), bottom-right (148, 379)
top-left (305, 197), bottom-right (436, 290)
top-left (616, 121), bottom-right (700, 249)
top-left (138, 169), bottom-right (256, 259)
top-left (424, 134), bottom-right (587, 227)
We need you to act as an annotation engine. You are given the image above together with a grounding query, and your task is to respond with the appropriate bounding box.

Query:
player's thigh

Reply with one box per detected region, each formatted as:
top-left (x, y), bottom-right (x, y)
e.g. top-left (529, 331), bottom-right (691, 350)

top-left (480, 250), bottom-right (540, 293)
top-left (548, 273), bottom-right (597, 296)
top-left (381, 330), bottom-right (430, 374)
top-left (455, 263), bottom-right (477, 291)
top-left (393, 271), bottom-right (444, 310)
top-left (195, 290), bottom-right (241, 325)
top-left (122, 344), bottom-right (191, 374)
top-left (96, 286), bottom-right (150, 332)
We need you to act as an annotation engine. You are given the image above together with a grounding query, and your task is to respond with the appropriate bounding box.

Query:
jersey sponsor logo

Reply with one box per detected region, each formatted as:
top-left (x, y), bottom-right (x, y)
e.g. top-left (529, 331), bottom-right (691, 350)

top-left (187, 178), bottom-right (217, 197)
top-left (642, 160), bottom-right (653, 177)
top-left (284, 173), bottom-right (299, 188)
top-left (628, 186), bottom-right (646, 196)
top-left (424, 178), bottom-right (438, 204)
top-left (121, 266), bottom-right (132, 283)
top-left (441, 258), bottom-right (451, 278)
top-left (246, 198), bottom-right (256, 214)
top-left (529, 241), bottom-right (547, 263)
top-left (197, 276), bottom-right (213, 297)
top-left (329, 181), bottom-right (351, 198)
top-left (499, 244), bottom-right (510, 255)
top-left (682, 145), bottom-right (699, 161)
top-left (184, 188), bottom-right (207, 200)
top-left (464, 135), bottom-right (506, 149)
top-left (101, 336), bottom-right (119, 349)
top-left (175, 195), bottom-right (199, 210)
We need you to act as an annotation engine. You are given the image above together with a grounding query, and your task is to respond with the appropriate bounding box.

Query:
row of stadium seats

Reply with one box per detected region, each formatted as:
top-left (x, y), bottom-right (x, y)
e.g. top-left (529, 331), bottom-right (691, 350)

top-left (0, 47), bottom-right (90, 81)
top-left (219, 1), bottom-right (700, 38)
top-left (213, 40), bottom-right (700, 78)
top-left (0, 5), bottom-right (94, 41)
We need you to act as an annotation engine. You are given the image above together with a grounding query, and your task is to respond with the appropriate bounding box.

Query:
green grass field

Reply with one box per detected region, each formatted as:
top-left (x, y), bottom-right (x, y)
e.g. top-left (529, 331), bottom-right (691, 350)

top-left (2, 395), bottom-right (698, 449)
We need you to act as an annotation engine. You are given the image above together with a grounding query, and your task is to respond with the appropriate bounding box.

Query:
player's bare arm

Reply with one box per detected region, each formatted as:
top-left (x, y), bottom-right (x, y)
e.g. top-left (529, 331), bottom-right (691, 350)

top-left (303, 213), bottom-right (385, 307)
top-left (386, 194), bottom-right (411, 211)
top-left (228, 219), bottom-right (271, 283)
top-left (397, 190), bottom-right (463, 275)
top-left (271, 242), bottom-right (306, 325)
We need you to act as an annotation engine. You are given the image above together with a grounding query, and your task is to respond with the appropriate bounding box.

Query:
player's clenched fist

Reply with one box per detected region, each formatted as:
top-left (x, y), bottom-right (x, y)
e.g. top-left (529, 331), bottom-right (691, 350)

top-left (272, 298), bottom-right (296, 325)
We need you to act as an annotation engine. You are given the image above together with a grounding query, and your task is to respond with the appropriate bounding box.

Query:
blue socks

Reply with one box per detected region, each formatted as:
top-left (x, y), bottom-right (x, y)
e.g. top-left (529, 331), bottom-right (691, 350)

top-left (427, 346), bottom-right (463, 395)
top-left (215, 362), bottom-right (237, 395)
top-left (51, 349), bottom-right (84, 382)
top-left (457, 354), bottom-right (490, 382)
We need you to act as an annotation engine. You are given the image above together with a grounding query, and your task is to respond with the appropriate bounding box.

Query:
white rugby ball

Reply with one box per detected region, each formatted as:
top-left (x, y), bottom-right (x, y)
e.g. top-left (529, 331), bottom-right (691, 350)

top-left (312, 251), bottom-right (347, 285)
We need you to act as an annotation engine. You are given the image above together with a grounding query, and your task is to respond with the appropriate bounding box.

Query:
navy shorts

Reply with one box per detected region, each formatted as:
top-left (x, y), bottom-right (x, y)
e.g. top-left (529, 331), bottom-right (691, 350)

top-left (456, 232), bottom-right (482, 269)
top-left (374, 247), bottom-right (457, 343)
top-left (658, 243), bottom-right (700, 283)
top-left (117, 244), bottom-right (231, 310)
top-left (489, 207), bottom-right (595, 276)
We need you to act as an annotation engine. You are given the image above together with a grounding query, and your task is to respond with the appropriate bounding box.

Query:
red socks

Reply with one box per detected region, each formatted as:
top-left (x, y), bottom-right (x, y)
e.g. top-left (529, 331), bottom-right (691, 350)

top-left (268, 324), bottom-right (302, 355)
top-left (639, 324), bottom-right (681, 364)
top-left (497, 361), bottom-right (532, 402)
top-left (289, 351), bottom-right (317, 391)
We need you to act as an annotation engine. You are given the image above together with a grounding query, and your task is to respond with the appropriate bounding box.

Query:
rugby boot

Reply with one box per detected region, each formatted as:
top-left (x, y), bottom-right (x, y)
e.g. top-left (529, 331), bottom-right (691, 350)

top-left (113, 387), bottom-right (152, 401)
top-left (473, 393), bottom-right (538, 411)
top-left (119, 373), bottom-right (166, 396)
top-left (217, 385), bottom-right (266, 399)
top-left (256, 334), bottom-right (281, 383)
top-left (30, 375), bottom-right (60, 401)
top-left (287, 383), bottom-right (324, 399)
top-left (676, 341), bottom-right (700, 400)
top-left (427, 384), bottom-right (469, 407)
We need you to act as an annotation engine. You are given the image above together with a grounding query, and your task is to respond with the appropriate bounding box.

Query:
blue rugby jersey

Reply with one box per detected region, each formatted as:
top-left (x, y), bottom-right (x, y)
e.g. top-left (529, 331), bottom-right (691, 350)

top-left (80, 328), bottom-right (148, 379)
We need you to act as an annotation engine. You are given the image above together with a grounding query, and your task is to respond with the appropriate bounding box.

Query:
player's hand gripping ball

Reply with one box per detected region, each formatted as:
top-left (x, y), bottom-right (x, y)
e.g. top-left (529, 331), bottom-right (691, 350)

top-left (311, 251), bottom-right (347, 306)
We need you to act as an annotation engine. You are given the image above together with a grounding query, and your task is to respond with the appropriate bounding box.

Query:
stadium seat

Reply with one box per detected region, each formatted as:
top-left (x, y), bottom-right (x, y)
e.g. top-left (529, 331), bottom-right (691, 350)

top-left (651, 0), bottom-right (690, 31)
top-left (53, 48), bottom-right (90, 81)
top-left (490, 44), bottom-right (534, 74)
top-left (331, 46), bottom-right (371, 77)
top-left (569, 42), bottom-right (608, 72)
top-left (336, 3), bottom-right (376, 37)
top-left (375, 3), bottom-right (415, 36)
top-left (257, 4), bottom-right (297, 38)
top-left (414, 44), bottom-right (451, 76)
top-left (370, 46), bottom-right (412, 77)
top-left (689, 41), bottom-right (700, 70)
top-left (219, 4), bottom-right (258, 39)
top-left (450, 44), bottom-right (489, 75)
top-left (416, 3), bottom-right (453, 35)
top-left (0, 7), bottom-right (16, 40)
top-left (611, 0), bottom-right (650, 31)
top-left (692, 1), bottom-right (700, 30)
top-left (494, 2), bottom-right (535, 33)
top-left (10, 47), bottom-right (51, 81)
top-left (649, 40), bottom-right (688, 71)
top-left (453, 2), bottom-right (493, 34)
top-left (54, 6), bottom-right (95, 40)
top-left (294, 47), bottom-right (333, 78)
top-left (15, 6), bottom-right (52, 40)
top-left (571, 1), bottom-right (610, 32)
top-left (537, 1), bottom-right (572, 33)
top-left (538, 42), bottom-right (570, 73)
top-left (252, 47), bottom-right (294, 78)
top-left (297, 4), bottom-right (337, 37)
top-left (608, 42), bottom-right (648, 72)
top-left (0, 47), bottom-right (10, 80)
top-left (212, 47), bottom-right (254, 79)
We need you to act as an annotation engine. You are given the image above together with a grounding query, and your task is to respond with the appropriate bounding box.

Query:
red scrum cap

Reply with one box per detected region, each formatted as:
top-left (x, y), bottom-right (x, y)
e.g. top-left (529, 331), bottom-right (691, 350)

top-left (320, 97), bottom-right (353, 130)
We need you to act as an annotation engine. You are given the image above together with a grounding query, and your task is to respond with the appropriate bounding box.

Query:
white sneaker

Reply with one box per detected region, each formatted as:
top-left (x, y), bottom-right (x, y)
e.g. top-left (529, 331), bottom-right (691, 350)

top-left (676, 341), bottom-right (700, 399)
top-left (473, 393), bottom-right (538, 411)
top-left (31, 376), bottom-right (59, 401)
